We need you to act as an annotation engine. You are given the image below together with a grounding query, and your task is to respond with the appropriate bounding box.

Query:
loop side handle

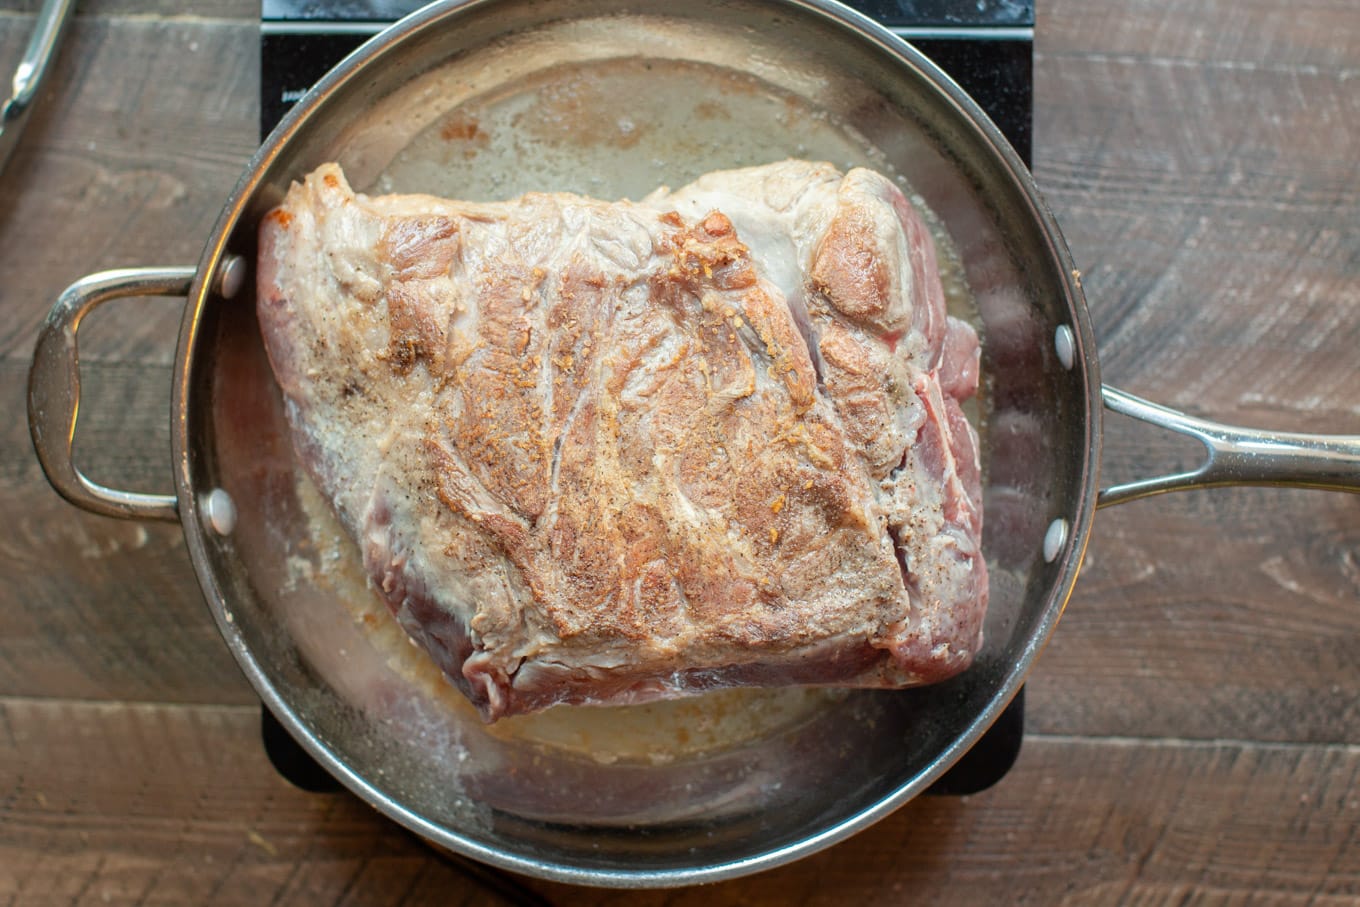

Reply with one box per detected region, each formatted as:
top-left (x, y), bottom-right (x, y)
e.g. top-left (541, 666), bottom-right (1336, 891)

top-left (1098, 385), bottom-right (1360, 509)
top-left (27, 267), bottom-right (196, 521)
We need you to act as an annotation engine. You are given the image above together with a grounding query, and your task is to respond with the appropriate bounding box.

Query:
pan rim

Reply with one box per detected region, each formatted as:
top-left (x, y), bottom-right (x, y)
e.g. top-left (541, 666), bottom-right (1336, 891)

top-left (171, 0), bottom-right (1101, 887)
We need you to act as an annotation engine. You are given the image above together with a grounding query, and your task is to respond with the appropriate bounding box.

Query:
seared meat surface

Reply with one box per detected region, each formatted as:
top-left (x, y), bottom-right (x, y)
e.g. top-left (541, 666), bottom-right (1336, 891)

top-left (257, 160), bottom-right (986, 721)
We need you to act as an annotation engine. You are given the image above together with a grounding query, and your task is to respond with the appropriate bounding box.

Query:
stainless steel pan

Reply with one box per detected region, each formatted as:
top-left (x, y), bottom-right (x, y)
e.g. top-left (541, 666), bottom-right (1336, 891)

top-left (26, 0), bottom-right (1360, 888)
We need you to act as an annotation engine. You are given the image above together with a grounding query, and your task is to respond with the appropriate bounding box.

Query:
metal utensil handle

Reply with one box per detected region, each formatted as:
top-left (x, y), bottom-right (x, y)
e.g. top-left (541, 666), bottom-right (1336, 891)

top-left (1098, 385), bottom-right (1360, 508)
top-left (0, 0), bottom-right (77, 172)
top-left (28, 267), bottom-right (196, 522)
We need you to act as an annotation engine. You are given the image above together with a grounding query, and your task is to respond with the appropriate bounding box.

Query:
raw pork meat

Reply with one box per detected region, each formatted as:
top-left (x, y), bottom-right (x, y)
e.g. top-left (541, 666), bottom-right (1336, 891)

top-left (256, 160), bottom-right (986, 721)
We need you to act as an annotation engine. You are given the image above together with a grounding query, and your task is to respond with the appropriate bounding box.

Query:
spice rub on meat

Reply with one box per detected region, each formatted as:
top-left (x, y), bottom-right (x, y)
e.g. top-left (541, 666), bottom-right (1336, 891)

top-left (256, 160), bottom-right (986, 721)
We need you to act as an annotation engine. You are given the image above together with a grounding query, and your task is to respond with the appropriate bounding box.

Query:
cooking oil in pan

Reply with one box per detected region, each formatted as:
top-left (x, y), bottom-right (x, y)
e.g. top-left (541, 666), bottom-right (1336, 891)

top-left (288, 472), bottom-right (838, 766)
top-left (375, 57), bottom-right (883, 202)
top-left (375, 56), bottom-right (976, 332)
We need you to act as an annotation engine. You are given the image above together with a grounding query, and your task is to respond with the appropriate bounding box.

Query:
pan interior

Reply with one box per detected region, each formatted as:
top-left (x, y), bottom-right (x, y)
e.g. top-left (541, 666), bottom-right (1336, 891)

top-left (190, 0), bottom-right (1093, 885)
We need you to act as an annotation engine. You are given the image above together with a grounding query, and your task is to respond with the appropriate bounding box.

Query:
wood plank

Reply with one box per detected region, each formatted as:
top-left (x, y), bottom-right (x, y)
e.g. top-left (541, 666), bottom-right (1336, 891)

top-left (1, 0), bottom-right (255, 23)
top-left (2, 698), bottom-right (1357, 905)
top-left (0, 14), bottom-right (258, 362)
top-left (0, 700), bottom-right (508, 907)
top-left (0, 10), bottom-right (262, 704)
top-left (1031, 486), bottom-right (1360, 743)
top-left (1039, 0), bottom-right (1360, 69)
top-left (1034, 46), bottom-right (1360, 414)
top-left (1029, 0), bottom-right (1360, 743)
top-left (0, 360), bottom-right (255, 705)
top-left (1036, 0), bottom-right (1359, 420)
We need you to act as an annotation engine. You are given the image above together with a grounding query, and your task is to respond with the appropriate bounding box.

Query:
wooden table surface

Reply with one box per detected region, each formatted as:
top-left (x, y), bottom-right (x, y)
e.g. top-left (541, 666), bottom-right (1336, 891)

top-left (2, 0), bottom-right (1357, 903)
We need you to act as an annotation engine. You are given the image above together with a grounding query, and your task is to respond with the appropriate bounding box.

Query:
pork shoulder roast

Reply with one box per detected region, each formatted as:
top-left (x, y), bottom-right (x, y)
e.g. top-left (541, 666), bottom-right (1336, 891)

top-left (256, 160), bottom-right (987, 721)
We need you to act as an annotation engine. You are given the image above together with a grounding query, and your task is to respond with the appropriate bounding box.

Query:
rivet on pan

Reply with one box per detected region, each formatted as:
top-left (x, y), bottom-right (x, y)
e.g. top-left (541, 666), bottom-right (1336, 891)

top-left (1054, 325), bottom-right (1076, 370)
top-left (214, 254), bottom-right (247, 300)
top-left (204, 488), bottom-right (237, 536)
top-left (1043, 518), bottom-right (1069, 564)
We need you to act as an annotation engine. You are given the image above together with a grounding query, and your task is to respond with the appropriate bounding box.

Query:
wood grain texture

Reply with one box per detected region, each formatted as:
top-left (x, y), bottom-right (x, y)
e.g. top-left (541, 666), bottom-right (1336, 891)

top-left (1037, 0), bottom-right (1360, 68)
top-left (1036, 12), bottom-right (1360, 410)
top-left (1031, 0), bottom-right (1360, 746)
top-left (1, 0), bottom-right (255, 24)
top-left (1, 0), bottom-right (1357, 902)
top-left (0, 700), bottom-right (508, 907)
top-left (0, 12), bottom-right (258, 362)
top-left (1, 700), bottom-right (1357, 905)
top-left (0, 358), bottom-right (254, 705)
top-left (0, 9), bottom-right (259, 705)
top-left (1029, 486), bottom-right (1360, 742)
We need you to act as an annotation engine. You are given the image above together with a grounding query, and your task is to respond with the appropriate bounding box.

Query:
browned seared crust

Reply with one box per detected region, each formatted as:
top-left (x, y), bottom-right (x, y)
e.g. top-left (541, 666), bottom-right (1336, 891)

top-left (256, 161), bottom-right (986, 720)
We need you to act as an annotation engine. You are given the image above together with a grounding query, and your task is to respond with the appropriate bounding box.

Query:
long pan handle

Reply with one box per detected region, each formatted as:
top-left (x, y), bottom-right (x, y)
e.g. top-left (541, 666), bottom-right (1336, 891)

top-left (1098, 385), bottom-right (1360, 508)
top-left (0, 0), bottom-right (77, 173)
